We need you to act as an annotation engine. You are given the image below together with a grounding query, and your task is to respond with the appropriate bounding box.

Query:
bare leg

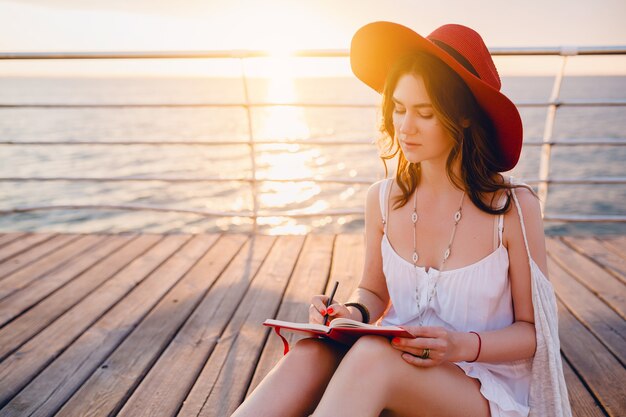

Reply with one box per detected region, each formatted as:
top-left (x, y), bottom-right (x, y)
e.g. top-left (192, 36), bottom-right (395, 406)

top-left (312, 335), bottom-right (490, 417)
top-left (231, 337), bottom-right (350, 417)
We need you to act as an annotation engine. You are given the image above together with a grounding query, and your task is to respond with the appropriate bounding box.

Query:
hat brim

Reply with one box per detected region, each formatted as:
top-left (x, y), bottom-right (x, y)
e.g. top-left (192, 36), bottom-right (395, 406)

top-left (350, 21), bottom-right (522, 172)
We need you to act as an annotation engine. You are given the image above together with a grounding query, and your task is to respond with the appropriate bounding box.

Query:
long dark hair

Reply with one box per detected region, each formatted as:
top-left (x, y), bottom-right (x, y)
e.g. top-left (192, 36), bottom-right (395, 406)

top-left (377, 51), bottom-right (537, 214)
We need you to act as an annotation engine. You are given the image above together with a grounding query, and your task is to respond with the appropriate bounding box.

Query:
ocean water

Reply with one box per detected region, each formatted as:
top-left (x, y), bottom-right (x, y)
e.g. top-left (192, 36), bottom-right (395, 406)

top-left (0, 75), bottom-right (624, 235)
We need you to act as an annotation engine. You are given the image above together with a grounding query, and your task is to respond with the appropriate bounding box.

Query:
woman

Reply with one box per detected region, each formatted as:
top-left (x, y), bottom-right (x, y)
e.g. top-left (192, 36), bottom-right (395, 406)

top-left (232, 22), bottom-right (571, 417)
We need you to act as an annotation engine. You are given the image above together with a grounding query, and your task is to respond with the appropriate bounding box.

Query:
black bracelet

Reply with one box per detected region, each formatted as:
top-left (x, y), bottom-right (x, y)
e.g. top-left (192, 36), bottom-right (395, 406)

top-left (345, 302), bottom-right (370, 324)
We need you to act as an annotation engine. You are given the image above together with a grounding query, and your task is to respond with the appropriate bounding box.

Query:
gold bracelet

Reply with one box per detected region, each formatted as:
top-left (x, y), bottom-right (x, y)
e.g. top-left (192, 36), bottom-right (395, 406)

top-left (345, 302), bottom-right (370, 324)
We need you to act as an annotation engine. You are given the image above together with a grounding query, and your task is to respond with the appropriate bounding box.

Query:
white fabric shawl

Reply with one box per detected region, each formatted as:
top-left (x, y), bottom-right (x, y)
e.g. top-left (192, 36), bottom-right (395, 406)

top-left (509, 177), bottom-right (572, 417)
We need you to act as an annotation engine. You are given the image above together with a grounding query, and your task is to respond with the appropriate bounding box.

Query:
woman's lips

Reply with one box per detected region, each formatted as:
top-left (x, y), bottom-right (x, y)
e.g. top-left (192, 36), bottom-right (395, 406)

top-left (403, 142), bottom-right (421, 147)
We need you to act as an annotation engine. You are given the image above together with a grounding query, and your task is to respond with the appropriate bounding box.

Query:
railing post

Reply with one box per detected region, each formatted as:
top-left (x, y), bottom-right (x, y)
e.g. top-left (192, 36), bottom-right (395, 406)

top-left (240, 57), bottom-right (259, 233)
top-left (538, 50), bottom-right (571, 217)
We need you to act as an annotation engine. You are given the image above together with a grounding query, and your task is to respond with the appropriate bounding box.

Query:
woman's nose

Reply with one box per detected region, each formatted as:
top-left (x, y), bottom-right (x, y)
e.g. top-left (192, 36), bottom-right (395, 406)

top-left (399, 113), bottom-right (417, 134)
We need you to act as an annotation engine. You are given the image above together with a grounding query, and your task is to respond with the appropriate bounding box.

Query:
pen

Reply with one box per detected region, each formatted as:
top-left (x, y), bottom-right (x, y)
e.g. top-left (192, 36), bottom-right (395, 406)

top-left (323, 280), bottom-right (340, 326)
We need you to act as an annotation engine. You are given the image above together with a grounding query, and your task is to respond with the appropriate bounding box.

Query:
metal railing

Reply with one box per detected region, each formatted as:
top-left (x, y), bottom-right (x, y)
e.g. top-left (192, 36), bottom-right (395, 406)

top-left (1, 47), bottom-right (625, 230)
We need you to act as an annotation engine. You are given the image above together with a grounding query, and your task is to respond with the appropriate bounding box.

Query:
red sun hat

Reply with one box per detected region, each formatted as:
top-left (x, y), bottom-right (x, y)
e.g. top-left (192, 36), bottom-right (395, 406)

top-left (350, 21), bottom-right (523, 172)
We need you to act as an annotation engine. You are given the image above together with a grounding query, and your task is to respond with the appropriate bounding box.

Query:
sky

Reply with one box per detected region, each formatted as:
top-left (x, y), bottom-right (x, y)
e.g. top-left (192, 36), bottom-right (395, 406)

top-left (1, 0), bottom-right (625, 77)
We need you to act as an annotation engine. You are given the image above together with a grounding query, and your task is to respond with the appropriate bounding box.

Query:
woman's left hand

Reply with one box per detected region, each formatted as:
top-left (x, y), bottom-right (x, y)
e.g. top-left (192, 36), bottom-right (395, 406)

top-left (391, 326), bottom-right (461, 367)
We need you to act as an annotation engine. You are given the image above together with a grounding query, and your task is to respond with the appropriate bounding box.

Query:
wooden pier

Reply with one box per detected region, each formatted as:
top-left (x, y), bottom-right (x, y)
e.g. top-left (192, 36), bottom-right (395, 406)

top-left (0, 232), bottom-right (623, 416)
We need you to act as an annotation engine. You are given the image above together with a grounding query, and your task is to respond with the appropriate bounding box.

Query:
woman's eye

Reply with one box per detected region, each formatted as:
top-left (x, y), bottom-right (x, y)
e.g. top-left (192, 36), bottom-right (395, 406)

top-left (419, 113), bottom-right (433, 119)
top-left (393, 108), bottom-right (405, 114)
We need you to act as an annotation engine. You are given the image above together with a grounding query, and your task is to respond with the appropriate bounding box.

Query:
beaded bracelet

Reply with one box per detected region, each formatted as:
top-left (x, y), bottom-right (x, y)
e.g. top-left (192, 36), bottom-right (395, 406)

top-left (345, 302), bottom-right (370, 324)
top-left (468, 331), bottom-right (482, 363)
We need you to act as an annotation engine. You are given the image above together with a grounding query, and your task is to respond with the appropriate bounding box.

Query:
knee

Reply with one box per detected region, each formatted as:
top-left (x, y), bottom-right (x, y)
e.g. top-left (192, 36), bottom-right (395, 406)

top-left (290, 337), bottom-right (345, 366)
top-left (344, 335), bottom-right (398, 365)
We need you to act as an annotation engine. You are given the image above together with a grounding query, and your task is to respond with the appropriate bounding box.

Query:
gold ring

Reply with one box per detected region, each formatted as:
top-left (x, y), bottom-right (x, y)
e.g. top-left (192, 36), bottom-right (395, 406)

top-left (420, 348), bottom-right (430, 360)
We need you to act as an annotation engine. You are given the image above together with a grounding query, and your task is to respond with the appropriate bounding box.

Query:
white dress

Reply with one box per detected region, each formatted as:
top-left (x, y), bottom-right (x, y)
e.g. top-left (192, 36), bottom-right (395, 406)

top-left (377, 177), bottom-right (532, 417)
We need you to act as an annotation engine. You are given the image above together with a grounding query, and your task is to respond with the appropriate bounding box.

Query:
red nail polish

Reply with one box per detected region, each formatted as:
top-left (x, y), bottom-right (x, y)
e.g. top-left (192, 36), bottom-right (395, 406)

top-left (327, 308), bottom-right (334, 314)
top-left (392, 338), bottom-right (399, 344)
top-left (321, 309), bottom-right (326, 315)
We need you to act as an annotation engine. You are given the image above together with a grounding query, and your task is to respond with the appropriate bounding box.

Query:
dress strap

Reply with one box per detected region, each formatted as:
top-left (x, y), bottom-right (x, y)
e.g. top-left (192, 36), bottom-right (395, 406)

top-left (508, 176), bottom-right (533, 267)
top-left (492, 185), bottom-right (507, 250)
top-left (497, 188), bottom-right (506, 246)
top-left (378, 178), bottom-right (393, 234)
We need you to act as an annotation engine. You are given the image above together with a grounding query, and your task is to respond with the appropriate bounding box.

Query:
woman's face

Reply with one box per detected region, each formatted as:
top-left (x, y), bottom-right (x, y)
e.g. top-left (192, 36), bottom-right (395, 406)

top-left (392, 73), bottom-right (455, 164)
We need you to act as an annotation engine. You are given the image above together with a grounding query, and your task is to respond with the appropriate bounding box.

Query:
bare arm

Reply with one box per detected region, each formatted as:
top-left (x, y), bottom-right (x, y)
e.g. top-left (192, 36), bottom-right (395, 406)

top-left (345, 181), bottom-right (390, 323)
top-left (453, 186), bottom-right (544, 362)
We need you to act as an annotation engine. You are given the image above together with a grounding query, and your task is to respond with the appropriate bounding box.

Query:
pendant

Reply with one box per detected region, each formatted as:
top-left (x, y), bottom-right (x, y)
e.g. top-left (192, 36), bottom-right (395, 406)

top-left (411, 212), bottom-right (418, 223)
top-left (412, 252), bottom-right (419, 263)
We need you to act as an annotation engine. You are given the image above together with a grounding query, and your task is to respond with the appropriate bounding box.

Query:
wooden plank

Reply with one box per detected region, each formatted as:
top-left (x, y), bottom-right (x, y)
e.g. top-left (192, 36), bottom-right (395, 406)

top-left (0, 233), bottom-right (73, 279)
top-left (599, 235), bottom-right (626, 261)
top-left (0, 235), bottom-right (190, 409)
top-left (0, 233), bottom-right (55, 264)
top-left (0, 231), bottom-right (619, 417)
top-left (547, 237), bottom-right (626, 320)
top-left (53, 234), bottom-right (222, 417)
top-left (562, 236), bottom-right (626, 285)
top-left (562, 357), bottom-right (605, 417)
top-left (0, 234), bottom-right (135, 327)
top-left (0, 234), bottom-right (107, 301)
top-left (246, 234), bottom-right (335, 398)
top-left (547, 250), bottom-right (626, 364)
top-left (0, 233), bottom-right (27, 249)
top-left (0, 234), bottom-right (161, 361)
top-left (114, 234), bottom-right (250, 417)
top-left (558, 297), bottom-right (626, 417)
top-left (177, 235), bottom-right (305, 417)
top-left (326, 234), bottom-right (365, 300)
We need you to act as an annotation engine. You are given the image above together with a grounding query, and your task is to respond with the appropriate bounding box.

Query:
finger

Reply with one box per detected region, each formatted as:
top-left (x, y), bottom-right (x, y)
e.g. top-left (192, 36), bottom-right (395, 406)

top-left (401, 326), bottom-right (447, 338)
top-left (309, 295), bottom-right (324, 306)
top-left (395, 346), bottom-right (443, 362)
top-left (308, 305), bottom-right (326, 324)
top-left (391, 339), bottom-right (444, 359)
top-left (309, 297), bottom-right (330, 314)
top-left (400, 352), bottom-right (437, 368)
top-left (326, 303), bottom-right (348, 316)
top-left (391, 336), bottom-right (435, 348)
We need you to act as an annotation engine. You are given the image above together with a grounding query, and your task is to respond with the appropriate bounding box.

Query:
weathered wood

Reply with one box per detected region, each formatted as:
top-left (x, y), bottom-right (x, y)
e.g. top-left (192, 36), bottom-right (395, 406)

top-left (0, 234), bottom-right (134, 327)
top-left (0, 234), bottom-right (106, 300)
top-left (0, 233), bottom-right (55, 265)
top-left (0, 234), bottom-right (74, 279)
top-left (0, 233), bottom-right (27, 249)
top-left (0, 232), bottom-right (621, 417)
top-left (562, 236), bottom-right (626, 284)
top-left (53, 234), bottom-right (220, 417)
top-left (0, 234), bottom-right (161, 360)
top-left (168, 234), bottom-right (276, 417)
top-left (547, 251), bottom-right (626, 365)
top-left (547, 237), bottom-right (626, 320)
top-left (557, 297), bottom-right (626, 417)
top-left (327, 234), bottom-right (366, 300)
top-left (0, 235), bottom-right (190, 410)
top-left (116, 234), bottom-right (249, 417)
top-left (597, 235), bottom-right (626, 262)
top-left (246, 234), bottom-right (335, 398)
top-left (562, 358), bottom-right (605, 417)
top-left (178, 235), bottom-right (305, 417)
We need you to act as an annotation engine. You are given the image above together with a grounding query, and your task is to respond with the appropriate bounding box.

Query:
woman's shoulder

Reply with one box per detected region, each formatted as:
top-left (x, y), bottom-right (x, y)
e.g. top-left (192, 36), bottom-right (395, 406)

top-left (366, 179), bottom-right (392, 209)
top-left (495, 175), bottom-right (535, 207)
top-left (504, 176), bottom-right (540, 214)
top-left (502, 179), bottom-right (546, 273)
top-left (367, 178), bottom-right (393, 200)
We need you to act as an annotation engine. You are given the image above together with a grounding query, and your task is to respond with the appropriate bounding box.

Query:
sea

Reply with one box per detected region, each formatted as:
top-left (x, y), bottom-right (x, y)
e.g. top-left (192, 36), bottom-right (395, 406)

top-left (0, 75), bottom-right (625, 235)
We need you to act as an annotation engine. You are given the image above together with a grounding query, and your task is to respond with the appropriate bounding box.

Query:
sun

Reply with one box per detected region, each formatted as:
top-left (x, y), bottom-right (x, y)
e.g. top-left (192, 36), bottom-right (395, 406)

top-left (255, 49), bottom-right (311, 141)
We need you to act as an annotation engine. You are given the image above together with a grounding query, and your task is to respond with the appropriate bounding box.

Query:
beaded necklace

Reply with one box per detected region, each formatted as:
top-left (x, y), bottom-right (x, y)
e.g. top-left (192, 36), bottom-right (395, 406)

top-left (411, 187), bottom-right (465, 325)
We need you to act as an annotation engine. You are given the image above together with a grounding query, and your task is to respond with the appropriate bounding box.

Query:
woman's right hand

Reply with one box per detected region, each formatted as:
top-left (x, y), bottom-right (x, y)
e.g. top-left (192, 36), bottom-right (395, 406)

top-left (308, 295), bottom-right (353, 324)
